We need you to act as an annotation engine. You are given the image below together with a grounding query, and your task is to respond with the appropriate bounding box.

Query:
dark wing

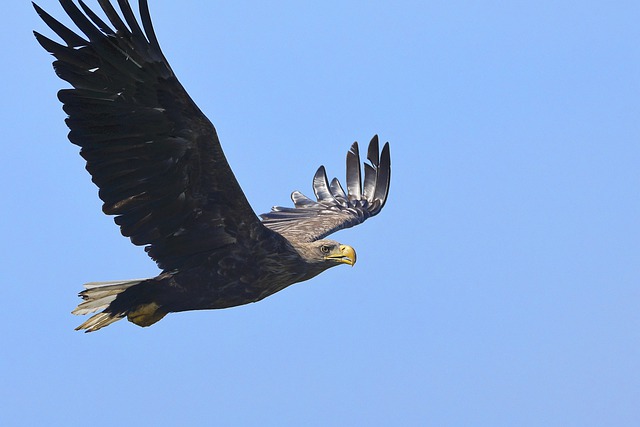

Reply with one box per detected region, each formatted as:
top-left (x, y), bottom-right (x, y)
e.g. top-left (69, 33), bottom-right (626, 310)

top-left (260, 136), bottom-right (391, 242)
top-left (34, 0), bottom-right (267, 270)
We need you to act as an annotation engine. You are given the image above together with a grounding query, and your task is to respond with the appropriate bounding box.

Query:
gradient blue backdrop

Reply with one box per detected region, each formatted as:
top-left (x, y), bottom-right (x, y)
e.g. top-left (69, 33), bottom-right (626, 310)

top-left (2, 1), bottom-right (639, 425)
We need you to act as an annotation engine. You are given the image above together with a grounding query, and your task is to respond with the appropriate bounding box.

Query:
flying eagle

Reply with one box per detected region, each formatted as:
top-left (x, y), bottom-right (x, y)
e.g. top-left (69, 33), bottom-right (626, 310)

top-left (34, 0), bottom-right (391, 332)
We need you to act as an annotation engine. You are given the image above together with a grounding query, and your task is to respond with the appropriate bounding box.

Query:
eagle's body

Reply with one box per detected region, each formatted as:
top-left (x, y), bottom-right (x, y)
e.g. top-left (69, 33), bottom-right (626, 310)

top-left (34, 0), bottom-right (391, 332)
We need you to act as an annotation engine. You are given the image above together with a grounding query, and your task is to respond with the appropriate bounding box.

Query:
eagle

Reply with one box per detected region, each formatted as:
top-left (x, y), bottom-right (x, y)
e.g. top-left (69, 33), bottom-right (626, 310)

top-left (34, 0), bottom-right (391, 332)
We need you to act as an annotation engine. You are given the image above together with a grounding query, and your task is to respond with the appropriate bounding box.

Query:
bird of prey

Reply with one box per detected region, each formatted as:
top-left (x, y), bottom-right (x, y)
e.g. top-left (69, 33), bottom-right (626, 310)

top-left (34, 0), bottom-right (391, 332)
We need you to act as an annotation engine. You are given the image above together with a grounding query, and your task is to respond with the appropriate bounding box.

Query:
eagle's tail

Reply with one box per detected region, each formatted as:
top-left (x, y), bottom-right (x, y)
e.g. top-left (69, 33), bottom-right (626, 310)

top-left (72, 279), bottom-right (149, 332)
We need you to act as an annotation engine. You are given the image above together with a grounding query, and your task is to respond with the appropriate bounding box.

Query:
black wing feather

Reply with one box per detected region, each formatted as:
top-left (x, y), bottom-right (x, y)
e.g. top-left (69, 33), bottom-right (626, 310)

top-left (346, 142), bottom-right (362, 200)
top-left (362, 135), bottom-right (379, 201)
top-left (78, 1), bottom-right (115, 35)
top-left (313, 166), bottom-right (334, 203)
top-left (329, 178), bottom-right (348, 205)
top-left (97, 0), bottom-right (131, 36)
top-left (59, 0), bottom-right (106, 43)
top-left (116, 0), bottom-right (144, 36)
top-left (137, 0), bottom-right (165, 60)
top-left (33, 3), bottom-right (87, 47)
top-left (373, 142), bottom-right (391, 212)
top-left (35, 0), bottom-right (268, 270)
top-left (366, 135), bottom-right (380, 167)
top-left (261, 135), bottom-right (391, 242)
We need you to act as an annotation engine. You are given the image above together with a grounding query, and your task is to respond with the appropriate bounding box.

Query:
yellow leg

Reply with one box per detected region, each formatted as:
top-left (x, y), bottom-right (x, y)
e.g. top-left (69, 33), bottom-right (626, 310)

top-left (127, 302), bottom-right (168, 327)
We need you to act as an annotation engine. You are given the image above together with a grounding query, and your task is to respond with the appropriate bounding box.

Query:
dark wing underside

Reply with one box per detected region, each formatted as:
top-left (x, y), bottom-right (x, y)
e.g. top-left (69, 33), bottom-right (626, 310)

top-left (34, 0), bottom-right (269, 270)
top-left (260, 136), bottom-right (391, 242)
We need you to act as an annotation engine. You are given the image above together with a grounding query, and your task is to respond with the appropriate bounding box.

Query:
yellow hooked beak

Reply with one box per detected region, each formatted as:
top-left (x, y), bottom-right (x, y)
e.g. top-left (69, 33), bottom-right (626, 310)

top-left (326, 244), bottom-right (357, 267)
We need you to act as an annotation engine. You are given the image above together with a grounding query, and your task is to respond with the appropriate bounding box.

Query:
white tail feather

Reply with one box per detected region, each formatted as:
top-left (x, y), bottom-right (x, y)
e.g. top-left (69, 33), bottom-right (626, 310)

top-left (72, 279), bottom-right (145, 332)
top-left (75, 312), bottom-right (124, 331)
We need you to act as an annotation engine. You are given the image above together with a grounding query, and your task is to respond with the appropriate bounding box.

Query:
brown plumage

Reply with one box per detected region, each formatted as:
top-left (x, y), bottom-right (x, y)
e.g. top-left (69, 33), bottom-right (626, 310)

top-left (34, 0), bottom-right (391, 332)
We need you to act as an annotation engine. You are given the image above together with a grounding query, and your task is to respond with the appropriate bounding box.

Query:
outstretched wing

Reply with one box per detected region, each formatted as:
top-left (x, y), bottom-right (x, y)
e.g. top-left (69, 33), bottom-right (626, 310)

top-left (34, 0), bottom-right (266, 270)
top-left (260, 136), bottom-right (391, 242)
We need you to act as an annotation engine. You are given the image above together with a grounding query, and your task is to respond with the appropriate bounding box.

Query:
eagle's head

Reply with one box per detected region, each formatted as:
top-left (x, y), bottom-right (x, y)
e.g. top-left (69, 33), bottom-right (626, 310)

top-left (293, 239), bottom-right (357, 280)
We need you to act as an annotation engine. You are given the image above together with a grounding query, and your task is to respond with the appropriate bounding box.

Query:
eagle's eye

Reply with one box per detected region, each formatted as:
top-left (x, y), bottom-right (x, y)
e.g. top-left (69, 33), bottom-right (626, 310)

top-left (320, 245), bottom-right (331, 254)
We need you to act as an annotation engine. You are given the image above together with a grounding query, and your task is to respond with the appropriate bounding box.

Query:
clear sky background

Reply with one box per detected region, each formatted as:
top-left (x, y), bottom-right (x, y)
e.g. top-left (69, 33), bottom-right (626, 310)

top-left (1, 1), bottom-right (638, 425)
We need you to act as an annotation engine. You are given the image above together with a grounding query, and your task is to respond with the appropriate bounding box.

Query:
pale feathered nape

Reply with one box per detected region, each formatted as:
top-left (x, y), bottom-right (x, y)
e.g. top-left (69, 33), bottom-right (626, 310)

top-left (72, 280), bottom-right (143, 332)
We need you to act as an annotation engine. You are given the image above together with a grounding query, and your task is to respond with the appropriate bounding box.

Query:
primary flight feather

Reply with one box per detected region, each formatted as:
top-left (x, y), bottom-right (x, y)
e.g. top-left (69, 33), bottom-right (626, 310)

top-left (34, 0), bottom-right (391, 332)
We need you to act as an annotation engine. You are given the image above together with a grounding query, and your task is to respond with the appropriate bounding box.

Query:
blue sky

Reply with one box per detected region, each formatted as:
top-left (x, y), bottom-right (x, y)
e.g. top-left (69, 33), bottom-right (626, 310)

top-left (2, 1), bottom-right (639, 425)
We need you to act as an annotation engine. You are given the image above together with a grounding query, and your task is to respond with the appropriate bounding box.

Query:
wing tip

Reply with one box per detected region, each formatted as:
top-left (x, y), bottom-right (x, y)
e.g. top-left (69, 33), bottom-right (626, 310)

top-left (261, 135), bottom-right (391, 241)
